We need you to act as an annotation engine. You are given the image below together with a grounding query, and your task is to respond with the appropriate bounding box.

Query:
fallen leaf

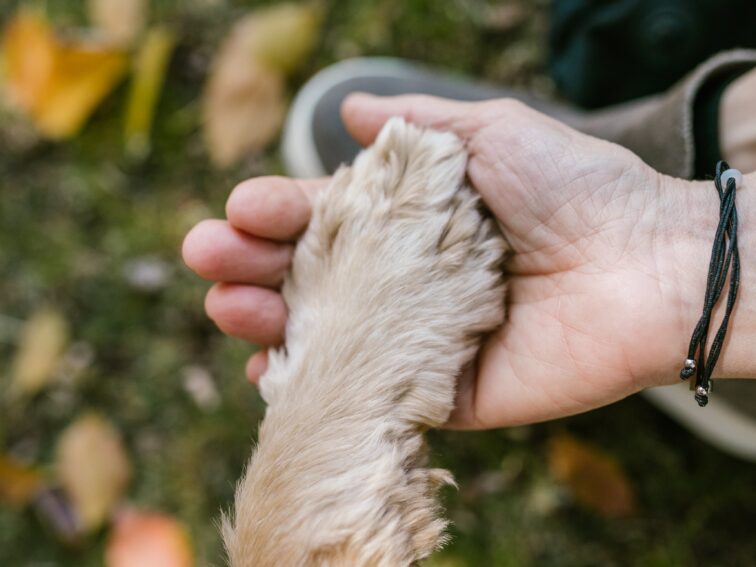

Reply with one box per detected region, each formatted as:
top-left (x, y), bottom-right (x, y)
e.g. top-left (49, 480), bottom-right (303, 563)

top-left (202, 57), bottom-right (285, 167)
top-left (124, 26), bottom-right (176, 158)
top-left (88, 0), bottom-right (148, 46)
top-left (201, 3), bottom-right (321, 167)
top-left (56, 414), bottom-right (132, 532)
top-left (548, 433), bottom-right (636, 518)
top-left (106, 509), bottom-right (194, 567)
top-left (1, 10), bottom-right (128, 138)
top-left (228, 3), bottom-right (322, 75)
top-left (0, 11), bottom-right (53, 113)
top-left (10, 307), bottom-right (68, 399)
top-left (0, 455), bottom-right (44, 507)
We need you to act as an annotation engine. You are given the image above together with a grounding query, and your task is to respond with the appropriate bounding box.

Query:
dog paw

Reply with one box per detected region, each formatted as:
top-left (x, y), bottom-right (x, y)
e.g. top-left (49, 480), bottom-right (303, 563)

top-left (260, 117), bottom-right (507, 424)
top-left (228, 118), bottom-right (509, 567)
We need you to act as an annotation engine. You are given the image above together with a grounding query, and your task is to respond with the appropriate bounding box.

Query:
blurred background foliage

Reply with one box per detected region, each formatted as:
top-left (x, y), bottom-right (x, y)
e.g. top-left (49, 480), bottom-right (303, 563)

top-left (0, 0), bottom-right (754, 566)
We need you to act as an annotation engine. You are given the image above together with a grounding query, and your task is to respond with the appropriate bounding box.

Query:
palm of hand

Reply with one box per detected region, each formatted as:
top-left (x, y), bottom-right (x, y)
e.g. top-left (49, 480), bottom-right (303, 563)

top-left (447, 103), bottom-right (683, 427)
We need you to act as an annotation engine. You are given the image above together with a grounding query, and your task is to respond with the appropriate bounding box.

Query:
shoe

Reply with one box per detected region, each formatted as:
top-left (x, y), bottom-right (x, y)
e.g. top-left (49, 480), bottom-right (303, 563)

top-left (643, 381), bottom-right (756, 461)
top-left (281, 56), bottom-right (756, 462)
top-left (281, 57), bottom-right (569, 178)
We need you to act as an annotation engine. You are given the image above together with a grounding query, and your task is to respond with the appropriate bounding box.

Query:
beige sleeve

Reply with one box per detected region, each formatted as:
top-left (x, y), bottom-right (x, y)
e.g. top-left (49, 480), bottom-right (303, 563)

top-left (563, 49), bottom-right (756, 179)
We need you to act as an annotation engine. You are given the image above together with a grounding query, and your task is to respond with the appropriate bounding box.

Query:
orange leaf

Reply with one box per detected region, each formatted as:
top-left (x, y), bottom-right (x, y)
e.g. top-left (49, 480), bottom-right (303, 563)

top-left (548, 433), bottom-right (636, 518)
top-left (0, 455), bottom-right (44, 507)
top-left (106, 509), bottom-right (194, 567)
top-left (2, 10), bottom-right (128, 138)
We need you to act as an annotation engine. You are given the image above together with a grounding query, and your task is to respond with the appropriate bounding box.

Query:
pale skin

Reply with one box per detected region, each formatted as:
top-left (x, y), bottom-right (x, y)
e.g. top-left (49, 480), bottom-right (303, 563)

top-left (183, 90), bottom-right (756, 430)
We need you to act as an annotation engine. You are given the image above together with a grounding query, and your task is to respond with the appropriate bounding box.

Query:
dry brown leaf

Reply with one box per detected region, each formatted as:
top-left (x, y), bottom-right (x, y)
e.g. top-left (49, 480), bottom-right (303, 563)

top-left (57, 414), bottom-right (132, 532)
top-left (0, 455), bottom-right (44, 507)
top-left (10, 307), bottom-right (68, 399)
top-left (202, 3), bottom-right (321, 167)
top-left (548, 432), bottom-right (636, 518)
top-left (1, 10), bottom-right (128, 139)
top-left (203, 57), bottom-right (286, 167)
top-left (106, 509), bottom-right (194, 567)
top-left (88, 0), bottom-right (147, 46)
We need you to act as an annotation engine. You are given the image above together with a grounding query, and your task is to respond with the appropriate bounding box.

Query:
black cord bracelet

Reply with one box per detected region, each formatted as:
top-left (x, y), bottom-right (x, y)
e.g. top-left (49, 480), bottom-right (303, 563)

top-left (679, 161), bottom-right (742, 407)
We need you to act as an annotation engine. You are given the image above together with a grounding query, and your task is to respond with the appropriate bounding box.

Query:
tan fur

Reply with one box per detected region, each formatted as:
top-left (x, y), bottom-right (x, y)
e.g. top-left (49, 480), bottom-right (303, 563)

top-left (223, 118), bottom-right (508, 567)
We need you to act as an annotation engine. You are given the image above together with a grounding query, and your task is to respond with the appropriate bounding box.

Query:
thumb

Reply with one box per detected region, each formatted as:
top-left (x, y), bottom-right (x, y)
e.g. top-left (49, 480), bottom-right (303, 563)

top-left (341, 93), bottom-right (489, 146)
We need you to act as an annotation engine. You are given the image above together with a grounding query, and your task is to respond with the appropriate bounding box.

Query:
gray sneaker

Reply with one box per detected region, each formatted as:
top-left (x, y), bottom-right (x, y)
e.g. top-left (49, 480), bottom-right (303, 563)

top-left (281, 57), bottom-right (756, 462)
top-left (281, 57), bottom-right (571, 178)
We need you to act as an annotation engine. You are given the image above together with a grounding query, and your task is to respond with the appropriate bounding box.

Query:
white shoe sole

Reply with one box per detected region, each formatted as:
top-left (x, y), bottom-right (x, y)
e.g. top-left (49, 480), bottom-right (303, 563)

top-left (643, 383), bottom-right (756, 461)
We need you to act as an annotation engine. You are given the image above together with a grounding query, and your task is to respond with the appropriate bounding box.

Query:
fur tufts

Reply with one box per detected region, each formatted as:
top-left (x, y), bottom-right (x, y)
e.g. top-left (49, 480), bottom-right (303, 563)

top-left (224, 118), bottom-right (508, 567)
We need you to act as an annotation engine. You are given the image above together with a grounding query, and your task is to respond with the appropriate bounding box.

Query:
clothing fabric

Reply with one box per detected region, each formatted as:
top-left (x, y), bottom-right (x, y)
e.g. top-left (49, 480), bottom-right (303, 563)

top-left (566, 49), bottom-right (756, 179)
top-left (550, 0), bottom-right (756, 108)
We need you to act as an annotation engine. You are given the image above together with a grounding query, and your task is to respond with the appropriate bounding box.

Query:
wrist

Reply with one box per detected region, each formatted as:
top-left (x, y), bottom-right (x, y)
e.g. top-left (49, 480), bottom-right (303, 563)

top-left (666, 170), bottom-right (756, 382)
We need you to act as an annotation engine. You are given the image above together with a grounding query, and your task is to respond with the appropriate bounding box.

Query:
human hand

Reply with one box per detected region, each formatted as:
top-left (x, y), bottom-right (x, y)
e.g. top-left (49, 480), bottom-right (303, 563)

top-left (183, 94), bottom-right (755, 428)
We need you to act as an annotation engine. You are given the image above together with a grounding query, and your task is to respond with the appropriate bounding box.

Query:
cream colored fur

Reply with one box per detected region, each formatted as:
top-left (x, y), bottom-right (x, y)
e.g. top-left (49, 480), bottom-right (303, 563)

top-left (223, 118), bottom-right (508, 567)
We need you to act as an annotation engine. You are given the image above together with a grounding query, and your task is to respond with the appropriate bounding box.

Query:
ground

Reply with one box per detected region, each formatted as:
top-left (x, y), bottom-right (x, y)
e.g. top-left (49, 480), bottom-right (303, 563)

top-left (1, 1), bottom-right (755, 565)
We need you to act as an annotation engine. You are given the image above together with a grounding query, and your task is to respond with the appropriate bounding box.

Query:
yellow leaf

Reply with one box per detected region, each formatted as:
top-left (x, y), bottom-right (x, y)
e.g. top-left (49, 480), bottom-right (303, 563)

top-left (88, 0), bottom-right (148, 46)
top-left (10, 307), bottom-right (68, 399)
top-left (202, 57), bottom-right (286, 167)
top-left (0, 455), bottom-right (44, 507)
top-left (57, 414), bottom-right (132, 532)
top-left (547, 433), bottom-right (636, 518)
top-left (1, 10), bottom-right (128, 139)
top-left (124, 26), bottom-right (176, 158)
top-left (0, 11), bottom-right (55, 113)
top-left (230, 3), bottom-right (322, 75)
top-left (106, 509), bottom-right (194, 567)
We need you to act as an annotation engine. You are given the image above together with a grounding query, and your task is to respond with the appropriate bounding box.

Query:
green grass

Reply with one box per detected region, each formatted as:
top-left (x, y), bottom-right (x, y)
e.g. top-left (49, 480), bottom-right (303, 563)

top-left (1, 1), bottom-right (755, 565)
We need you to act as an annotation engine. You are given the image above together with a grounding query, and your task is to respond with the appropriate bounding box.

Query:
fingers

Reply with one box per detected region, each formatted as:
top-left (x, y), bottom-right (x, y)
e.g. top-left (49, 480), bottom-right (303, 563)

top-left (226, 176), bottom-right (328, 241)
top-left (205, 283), bottom-right (286, 345)
top-left (184, 176), bottom-right (330, 285)
top-left (341, 93), bottom-right (493, 146)
top-left (246, 350), bottom-right (269, 384)
top-left (185, 176), bottom-right (330, 365)
top-left (183, 219), bottom-right (293, 286)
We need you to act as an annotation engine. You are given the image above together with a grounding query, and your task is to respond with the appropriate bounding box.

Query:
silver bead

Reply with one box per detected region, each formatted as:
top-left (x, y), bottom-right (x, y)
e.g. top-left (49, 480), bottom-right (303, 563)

top-left (684, 358), bottom-right (696, 370)
top-left (721, 168), bottom-right (743, 189)
top-left (696, 385), bottom-right (708, 397)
